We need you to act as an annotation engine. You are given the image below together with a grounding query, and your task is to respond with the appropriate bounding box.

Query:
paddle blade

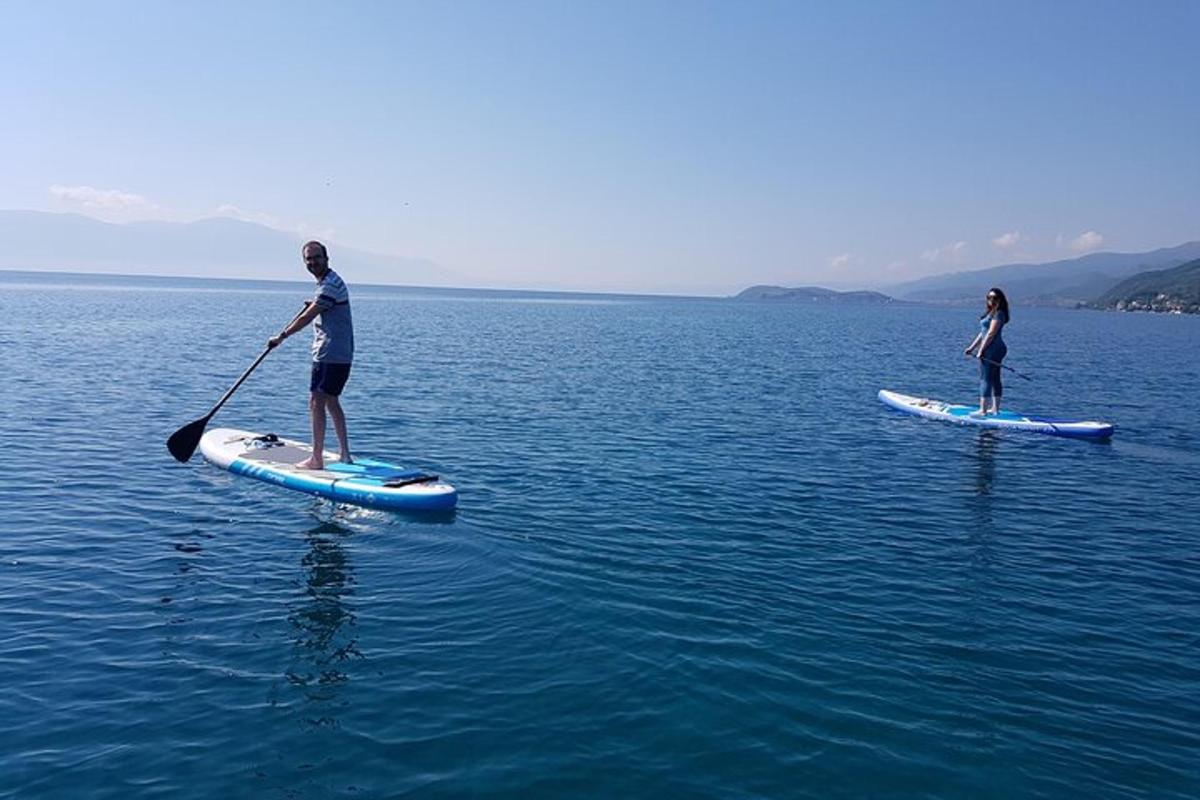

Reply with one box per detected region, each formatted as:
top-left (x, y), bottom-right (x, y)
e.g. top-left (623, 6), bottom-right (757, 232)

top-left (167, 416), bottom-right (209, 463)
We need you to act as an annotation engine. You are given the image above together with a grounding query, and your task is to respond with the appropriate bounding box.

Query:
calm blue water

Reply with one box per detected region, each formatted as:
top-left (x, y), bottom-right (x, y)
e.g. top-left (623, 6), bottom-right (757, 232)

top-left (2, 271), bottom-right (1198, 799)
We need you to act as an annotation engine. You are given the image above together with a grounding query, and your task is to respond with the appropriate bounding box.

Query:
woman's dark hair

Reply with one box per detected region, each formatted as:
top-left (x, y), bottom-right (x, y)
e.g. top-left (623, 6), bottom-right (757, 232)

top-left (982, 287), bottom-right (1010, 320)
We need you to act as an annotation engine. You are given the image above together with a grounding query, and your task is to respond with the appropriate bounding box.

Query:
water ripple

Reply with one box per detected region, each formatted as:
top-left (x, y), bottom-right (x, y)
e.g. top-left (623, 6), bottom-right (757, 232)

top-left (1, 282), bottom-right (1198, 798)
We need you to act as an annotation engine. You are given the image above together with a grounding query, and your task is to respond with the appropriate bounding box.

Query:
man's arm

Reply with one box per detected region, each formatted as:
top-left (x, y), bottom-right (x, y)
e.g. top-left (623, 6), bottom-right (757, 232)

top-left (268, 301), bottom-right (321, 349)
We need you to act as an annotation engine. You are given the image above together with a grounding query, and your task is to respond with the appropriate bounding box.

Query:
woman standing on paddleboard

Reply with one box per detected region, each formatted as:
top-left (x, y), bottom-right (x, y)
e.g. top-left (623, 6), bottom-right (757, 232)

top-left (964, 287), bottom-right (1009, 415)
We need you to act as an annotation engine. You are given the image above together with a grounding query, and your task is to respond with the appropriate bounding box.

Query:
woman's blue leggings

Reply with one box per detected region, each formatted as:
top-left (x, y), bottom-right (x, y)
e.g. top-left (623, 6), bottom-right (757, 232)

top-left (979, 341), bottom-right (1007, 398)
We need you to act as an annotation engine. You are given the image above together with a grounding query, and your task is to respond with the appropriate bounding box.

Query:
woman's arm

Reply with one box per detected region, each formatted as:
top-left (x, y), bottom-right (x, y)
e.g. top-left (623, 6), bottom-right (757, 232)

top-left (964, 332), bottom-right (982, 355)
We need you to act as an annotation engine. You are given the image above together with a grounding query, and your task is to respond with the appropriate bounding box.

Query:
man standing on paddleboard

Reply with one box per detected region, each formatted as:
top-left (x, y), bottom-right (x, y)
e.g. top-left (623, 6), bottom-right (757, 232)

top-left (267, 240), bottom-right (354, 469)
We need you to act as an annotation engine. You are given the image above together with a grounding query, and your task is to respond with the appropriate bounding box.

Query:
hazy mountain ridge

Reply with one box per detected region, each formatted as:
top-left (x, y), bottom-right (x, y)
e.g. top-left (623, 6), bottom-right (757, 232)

top-left (886, 241), bottom-right (1200, 307)
top-left (0, 210), bottom-right (455, 285)
top-left (1086, 257), bottom-right (1200, 313)
top-left (734, 285), bottom-right (897, 303)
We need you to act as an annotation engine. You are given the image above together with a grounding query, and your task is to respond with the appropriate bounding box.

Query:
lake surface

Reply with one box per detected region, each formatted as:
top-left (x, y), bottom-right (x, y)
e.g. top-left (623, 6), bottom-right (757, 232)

top-left (2, 271), bottom-right (1198, 799)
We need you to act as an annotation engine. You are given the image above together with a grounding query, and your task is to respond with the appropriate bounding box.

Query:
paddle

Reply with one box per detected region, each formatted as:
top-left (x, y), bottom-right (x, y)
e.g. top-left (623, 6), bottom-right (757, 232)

top-left (979, 356), bottom-right (1033, 381)
top-left (167, 304), bottom-right (308, 462)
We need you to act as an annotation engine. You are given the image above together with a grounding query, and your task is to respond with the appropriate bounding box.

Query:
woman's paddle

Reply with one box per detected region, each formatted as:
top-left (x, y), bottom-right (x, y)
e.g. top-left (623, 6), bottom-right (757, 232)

top-left (979, 356), bottom-right (1033, 381)
top-left (167, 304), bottom-right (308, 462)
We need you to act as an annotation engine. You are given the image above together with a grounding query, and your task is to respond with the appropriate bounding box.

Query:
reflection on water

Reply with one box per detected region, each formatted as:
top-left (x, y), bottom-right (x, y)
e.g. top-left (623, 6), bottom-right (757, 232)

top-left (965, 430), bottom-right (999, 543)
top-left (948, 431), bottom-right (1002, 657)
top-left (965, 431), bottom-right (999, 592)
top-left (286, 520), bottom-right (360, 728)
top-left (972, 430), bottom-right (999, 498)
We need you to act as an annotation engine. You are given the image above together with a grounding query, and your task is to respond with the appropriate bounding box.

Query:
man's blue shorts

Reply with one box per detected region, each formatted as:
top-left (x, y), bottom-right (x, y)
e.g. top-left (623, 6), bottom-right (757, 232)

top-left (310, 362), bottom-right (352, 396)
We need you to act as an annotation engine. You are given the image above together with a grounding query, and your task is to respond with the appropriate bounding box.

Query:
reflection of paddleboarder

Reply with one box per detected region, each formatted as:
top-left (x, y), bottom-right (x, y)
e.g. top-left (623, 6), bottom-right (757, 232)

top-left (964, 287), bottom-right (1010, 416)
top-left (268, 241), bottom-right (355, 469)
top-left (972, 430), bottom-right (998, 498)
top-left (286, 521), bottom-right (360, 726)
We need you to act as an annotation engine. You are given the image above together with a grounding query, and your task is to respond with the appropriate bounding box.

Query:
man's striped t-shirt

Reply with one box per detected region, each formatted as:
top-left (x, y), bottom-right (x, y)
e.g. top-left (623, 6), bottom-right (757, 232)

top-left (310, 269), bottom-right (354, 364)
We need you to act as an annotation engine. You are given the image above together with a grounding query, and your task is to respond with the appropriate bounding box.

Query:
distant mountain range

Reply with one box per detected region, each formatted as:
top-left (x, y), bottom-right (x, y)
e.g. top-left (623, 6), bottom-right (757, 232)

top-left (734, 285), bottom-right (897, 303)
top-left (7, 210), bottom-right (1198, 311)
top-left (0, 210), bottom-right (456, 285)
top-left (885, 241), bottom-right (1200, 307)
top-left (1086, 257), bottom-right (1200, 313)
top-left (733, 241), bottom-right (1200, 313)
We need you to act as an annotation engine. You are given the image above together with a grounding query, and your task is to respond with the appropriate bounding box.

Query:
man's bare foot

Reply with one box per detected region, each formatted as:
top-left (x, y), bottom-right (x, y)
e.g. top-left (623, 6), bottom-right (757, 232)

top-left (295, 457), bottom-right (324, 470)
top-left (336, 453), bottom-right (354, 465)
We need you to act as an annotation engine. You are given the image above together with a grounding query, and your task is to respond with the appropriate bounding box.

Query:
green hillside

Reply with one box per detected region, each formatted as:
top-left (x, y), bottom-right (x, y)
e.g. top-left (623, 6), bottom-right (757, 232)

top-left (1089, 257), bottom-right (1200, 313)
top-left (734, 285), bottom-right (896, 303)
top-left (888, 241), bottom-right (1200, 306)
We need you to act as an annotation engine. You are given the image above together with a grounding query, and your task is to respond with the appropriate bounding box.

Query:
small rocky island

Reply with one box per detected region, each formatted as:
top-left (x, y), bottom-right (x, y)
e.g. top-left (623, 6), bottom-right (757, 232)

top-left (734, 285), bottom-right (898, 303)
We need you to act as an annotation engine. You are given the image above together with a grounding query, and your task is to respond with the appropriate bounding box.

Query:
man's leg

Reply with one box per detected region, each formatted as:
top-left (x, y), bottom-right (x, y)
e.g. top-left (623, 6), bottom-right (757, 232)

top-left (297, 391), bottom-right (329, 469)
top-left (327, 395), bottom-right (352, 464)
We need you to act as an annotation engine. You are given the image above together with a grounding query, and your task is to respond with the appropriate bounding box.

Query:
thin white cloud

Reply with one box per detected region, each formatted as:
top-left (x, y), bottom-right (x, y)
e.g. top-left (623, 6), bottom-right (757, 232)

top-left (828, 253), bottom-right (852, 269)
top-left (50, 184), bottom-right (157, 212)
top-left (297, 223), bottom-right (337, 241)
top-left (217, 204), bottom-right (281, 228)
top-left (217, 204), bottom-right (335, 240)
top-left (992, 231), bottom-right (1022, 250)
top-left (1070, 230), bottom-right (1104, 252)
top-left (921, 240), bottom-right (968, 263)
top-left (46, 186), bottom-right (335, 240)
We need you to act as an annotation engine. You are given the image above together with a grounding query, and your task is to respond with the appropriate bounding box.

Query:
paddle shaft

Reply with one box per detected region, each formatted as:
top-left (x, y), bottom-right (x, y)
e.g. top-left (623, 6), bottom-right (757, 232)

top-left (201, 346), bottom-right (272, 424)
top-left (201, 303), bottom-right (310, 422)
top-left (167, 304), bottom-right (309, 461)
top-left (979, 356), bottom-right (1032, 381)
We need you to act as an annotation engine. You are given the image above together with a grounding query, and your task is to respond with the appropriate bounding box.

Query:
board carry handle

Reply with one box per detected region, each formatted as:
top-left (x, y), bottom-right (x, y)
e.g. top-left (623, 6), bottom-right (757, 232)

top-left (383, 473), bottom-right (440, 488)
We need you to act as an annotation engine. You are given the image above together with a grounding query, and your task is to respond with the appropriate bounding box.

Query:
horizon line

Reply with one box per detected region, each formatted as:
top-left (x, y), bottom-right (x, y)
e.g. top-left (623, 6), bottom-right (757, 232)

top-left (0, 265), bottom-right (731, 301)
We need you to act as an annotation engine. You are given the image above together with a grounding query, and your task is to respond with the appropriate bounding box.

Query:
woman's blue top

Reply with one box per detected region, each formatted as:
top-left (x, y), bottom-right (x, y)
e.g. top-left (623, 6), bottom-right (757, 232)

top-left (980, 310), bottom-right (1008, 349)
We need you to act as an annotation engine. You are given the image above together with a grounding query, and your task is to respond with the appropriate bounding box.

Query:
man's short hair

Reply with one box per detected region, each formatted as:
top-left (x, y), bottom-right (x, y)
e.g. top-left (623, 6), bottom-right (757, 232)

top-left (303, 240), bottom-right (328, 258)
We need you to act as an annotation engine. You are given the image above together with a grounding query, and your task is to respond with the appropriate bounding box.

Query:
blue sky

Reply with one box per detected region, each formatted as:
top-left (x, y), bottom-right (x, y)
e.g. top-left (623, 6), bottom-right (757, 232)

top-left (3, 1), bottom-right (1198, 293)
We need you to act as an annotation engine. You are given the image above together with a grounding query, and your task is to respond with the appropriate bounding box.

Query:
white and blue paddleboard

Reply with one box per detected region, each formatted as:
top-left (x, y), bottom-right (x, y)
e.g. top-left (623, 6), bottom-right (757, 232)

top-left (200, 428), bottom-right (458, 511)
top-left (878, 390), bottom-right (1114, 440)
